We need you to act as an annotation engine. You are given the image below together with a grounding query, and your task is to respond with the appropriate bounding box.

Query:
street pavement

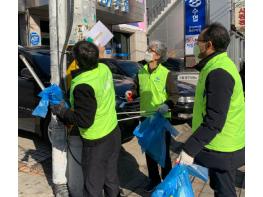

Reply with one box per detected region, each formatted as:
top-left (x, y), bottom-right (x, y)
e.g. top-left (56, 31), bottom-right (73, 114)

top-left (18, 124), bottom-right (245, 197)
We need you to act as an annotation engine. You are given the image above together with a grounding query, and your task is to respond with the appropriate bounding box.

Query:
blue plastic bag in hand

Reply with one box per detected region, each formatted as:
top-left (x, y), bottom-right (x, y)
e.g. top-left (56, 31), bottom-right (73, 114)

top-left (32, 84), bottom-right (68, 118)
top-left (133, 112), bottom-right (179, 167)
top-left (186, 164), bottom-right (208, 182)
top-left (32, 93), bottom-right (50, 118)
top-left (152, 164), bottom-right (209, 197)
top-left (152, 164), bottom-right (194, 197)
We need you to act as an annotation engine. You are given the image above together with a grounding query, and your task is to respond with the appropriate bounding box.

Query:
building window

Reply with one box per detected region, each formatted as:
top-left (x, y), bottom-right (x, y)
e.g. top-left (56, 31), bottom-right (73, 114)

top-left (40, 20), bottom-right (49, 45)
top-left (112, 32), bottom-right (130, 60)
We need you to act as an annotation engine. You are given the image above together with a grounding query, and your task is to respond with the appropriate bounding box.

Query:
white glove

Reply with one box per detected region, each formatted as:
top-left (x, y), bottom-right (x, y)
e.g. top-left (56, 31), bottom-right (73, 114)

top-left (177, 150), bottom-right (194, 165)
top-left (125, 90), bottom-right (133, 102)
top-left (157, 103), bottom-right (169, 114)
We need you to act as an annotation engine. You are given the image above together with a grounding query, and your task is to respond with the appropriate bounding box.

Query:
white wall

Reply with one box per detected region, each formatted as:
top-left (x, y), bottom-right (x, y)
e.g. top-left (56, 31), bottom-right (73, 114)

top-left (148, 0), bottom-right (184, 58)
top-left (209, 0), bottom-right (245, 69)
top-left (130, 30), bottom-right (147, 61)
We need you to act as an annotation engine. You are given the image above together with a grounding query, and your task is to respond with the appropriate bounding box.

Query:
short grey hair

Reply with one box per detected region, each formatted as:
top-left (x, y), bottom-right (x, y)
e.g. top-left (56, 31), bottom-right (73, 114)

top-left (149, 40), bottom-right (167, 63)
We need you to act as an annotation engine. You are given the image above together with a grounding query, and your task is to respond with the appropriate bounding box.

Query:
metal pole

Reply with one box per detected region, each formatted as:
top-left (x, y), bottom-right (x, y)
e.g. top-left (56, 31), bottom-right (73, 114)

top-left (48, 1), bottom-right (69, 196)
top-left (183, 0), bottom-right (186, 68)
top-left (49, 0), bottom-right (59, 85)
top-left (205, 0), bottom-right (210, 25)
top-left (19, 54), bottom-right (45, 90)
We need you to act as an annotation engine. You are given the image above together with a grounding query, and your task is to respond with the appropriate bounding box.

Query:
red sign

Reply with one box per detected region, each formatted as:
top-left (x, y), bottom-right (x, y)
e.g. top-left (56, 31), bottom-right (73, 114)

top-left (235, 7), bottom-right (245, 31)
top-left (238, 8), bottom-right (245, 26)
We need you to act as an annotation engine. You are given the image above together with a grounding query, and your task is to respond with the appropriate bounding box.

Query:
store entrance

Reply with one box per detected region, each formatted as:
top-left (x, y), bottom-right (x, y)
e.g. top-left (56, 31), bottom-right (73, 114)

top-left (112, 32), bottom-right (130, 60)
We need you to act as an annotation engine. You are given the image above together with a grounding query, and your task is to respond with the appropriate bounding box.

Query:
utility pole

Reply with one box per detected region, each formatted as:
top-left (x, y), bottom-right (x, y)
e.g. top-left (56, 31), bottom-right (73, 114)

top-left (49, 0), bottom-right (69, 196)
top-left (49, 0), bottom-right (97, 197)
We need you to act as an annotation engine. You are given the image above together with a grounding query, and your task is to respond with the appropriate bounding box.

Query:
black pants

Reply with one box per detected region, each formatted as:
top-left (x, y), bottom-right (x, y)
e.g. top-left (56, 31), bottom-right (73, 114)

top-left (195, 147), bottom-right (245, 197)
top-left (209, 168), bottom-right (237, 197)
top-left (81, 127), bottom-right (121, 197)
top-left (145, 131), bottom-right (172, 185)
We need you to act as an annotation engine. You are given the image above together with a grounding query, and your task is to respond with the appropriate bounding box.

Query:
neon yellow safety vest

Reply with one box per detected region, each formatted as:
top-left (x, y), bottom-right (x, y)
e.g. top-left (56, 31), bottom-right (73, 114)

top-left (138, 64), bottom-right (171, 118)
top-left (192, 52), bottom-right (245, 152)
top-left (70, 63), bottom-right (118, 140)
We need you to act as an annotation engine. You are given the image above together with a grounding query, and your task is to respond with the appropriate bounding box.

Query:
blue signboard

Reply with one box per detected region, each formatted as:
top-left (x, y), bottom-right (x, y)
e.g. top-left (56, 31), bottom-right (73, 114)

top-left (30, 32), bottom-right (40, 46)
top-left (185, 0), bottom-right (206, 55)
top-left (121, 0), bottom-right (129, 12)
top-left (105, 49), bottom-right (112, 54)
top-left (113, 0), bottom-right (120, 10)
top-left (99, 0), bottom-right (112, 7)
top-left (98, 0), bottom-right (129, 12)
top-left (185, 0), bottom-right (206, 35)
top-left (113, 53), bottom-right (128, 57)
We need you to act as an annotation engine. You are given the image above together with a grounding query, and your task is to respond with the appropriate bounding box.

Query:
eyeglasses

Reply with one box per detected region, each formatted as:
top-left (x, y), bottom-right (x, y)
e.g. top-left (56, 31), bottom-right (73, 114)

top-left (148, 48), bottom-right (159, 55)
top-left (196, 39), bottom-right (208, 44)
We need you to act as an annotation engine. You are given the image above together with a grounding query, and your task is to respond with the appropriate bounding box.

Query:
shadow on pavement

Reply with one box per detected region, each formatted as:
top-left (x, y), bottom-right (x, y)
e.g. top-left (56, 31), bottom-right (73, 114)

top-left (18, 130), bottom-right (53, 187)
top-left (118, 146), bottom-right (150, 196)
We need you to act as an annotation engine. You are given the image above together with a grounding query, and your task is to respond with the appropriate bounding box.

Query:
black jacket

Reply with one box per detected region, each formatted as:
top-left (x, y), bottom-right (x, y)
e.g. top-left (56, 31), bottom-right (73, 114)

top-left (58, 66), bottom-right (119, 143)
top-left (62, 68), bottom-right (97, 129)
top-left (183, 52), bottom-right (244, 170)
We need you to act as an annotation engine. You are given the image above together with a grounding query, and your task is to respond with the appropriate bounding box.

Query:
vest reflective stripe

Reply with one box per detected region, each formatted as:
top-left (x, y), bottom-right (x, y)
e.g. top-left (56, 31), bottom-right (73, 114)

top-left (70, 63), bottom-right (117, 140)
top-left (192, 52), bottom-right (245, 152)
top-left (138, 64), bottom-right (171, 118)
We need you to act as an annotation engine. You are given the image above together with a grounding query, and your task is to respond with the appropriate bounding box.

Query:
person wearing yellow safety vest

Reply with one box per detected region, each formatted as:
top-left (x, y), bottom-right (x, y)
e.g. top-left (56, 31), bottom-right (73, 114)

top-left (51, 41), bottom-right (121, 197)
top-left (176, 23), bottom-right (245, 197)
top-left (126, 40), bottom-right (179, 192)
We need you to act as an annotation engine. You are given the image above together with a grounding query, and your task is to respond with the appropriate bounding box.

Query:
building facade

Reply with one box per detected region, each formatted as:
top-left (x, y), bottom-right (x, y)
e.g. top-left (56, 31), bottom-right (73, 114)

top-left (18, 0), bottom-right (147, 61)
top-left (146, 0), bottom-right (245, 69)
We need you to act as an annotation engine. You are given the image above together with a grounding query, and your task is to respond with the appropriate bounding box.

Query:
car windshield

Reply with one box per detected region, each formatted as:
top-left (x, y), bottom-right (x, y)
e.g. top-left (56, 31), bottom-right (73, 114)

top-left (117, 61), bottom-right (141, 79)
top-left (30, 51), bottom-right (51, 79)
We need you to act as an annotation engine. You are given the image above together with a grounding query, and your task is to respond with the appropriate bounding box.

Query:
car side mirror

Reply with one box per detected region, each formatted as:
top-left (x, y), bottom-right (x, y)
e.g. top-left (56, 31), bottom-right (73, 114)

top-left (21, 68), bottom-right (34, 79)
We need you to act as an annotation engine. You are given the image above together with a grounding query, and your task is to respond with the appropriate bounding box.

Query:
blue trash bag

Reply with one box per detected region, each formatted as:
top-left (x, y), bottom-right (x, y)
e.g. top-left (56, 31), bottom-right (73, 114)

top-left (152, 164), bottom-right (209, 197)
top-left (32, 84), bottom-right (68, 118)
top-left (152, 164), bottom-right (194, 197)
top-left (186, 164), bottom-right (208, 182)
top-left (133, 112), bottom-right (179, 167)
top-left (32, 93), bottom-right (50, 118)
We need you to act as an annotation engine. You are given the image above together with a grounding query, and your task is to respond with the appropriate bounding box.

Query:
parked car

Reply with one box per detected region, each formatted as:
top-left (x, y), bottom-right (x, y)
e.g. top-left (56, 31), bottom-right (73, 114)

top-left (18, 46), bottom-right (139, 143)
top-left (99, 58), bottom-right (141, 79)
top-left (162, 57), bottom-right (185, 72)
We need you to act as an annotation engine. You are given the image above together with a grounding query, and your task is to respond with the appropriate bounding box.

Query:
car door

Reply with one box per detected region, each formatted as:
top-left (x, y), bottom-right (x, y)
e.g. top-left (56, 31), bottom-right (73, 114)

top-left (18, 54), bottom-right (41, 133)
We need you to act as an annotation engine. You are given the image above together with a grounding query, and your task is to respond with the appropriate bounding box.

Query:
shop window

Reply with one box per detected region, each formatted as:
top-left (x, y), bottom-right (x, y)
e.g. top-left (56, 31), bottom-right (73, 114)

top-left (40, 20), bottom-right (50, 46)
top-left (112, 32), bottom-right (130, 60)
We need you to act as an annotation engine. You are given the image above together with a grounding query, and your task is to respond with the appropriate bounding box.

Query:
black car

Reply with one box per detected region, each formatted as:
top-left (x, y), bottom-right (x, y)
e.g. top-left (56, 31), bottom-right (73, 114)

top-left (18, 46), bottom-right (139, 143)
top-left (99, 58), bottom-right (141, 79)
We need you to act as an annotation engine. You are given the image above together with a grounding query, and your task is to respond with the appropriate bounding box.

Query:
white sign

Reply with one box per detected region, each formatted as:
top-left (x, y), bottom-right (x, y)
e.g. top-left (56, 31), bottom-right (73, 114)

top-left (178, 74), bottom-right (199, 81)
top-left (189, 0), bottom-right (202, 8)
top-left (177, 73), bottom-right (199, 85)
top-left (83, 21), bottom-right (113, 47)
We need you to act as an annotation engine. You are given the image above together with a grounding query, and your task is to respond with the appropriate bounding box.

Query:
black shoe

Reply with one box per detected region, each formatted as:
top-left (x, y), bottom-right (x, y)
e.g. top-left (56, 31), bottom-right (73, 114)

top-left (144, 182), bottom-right (159, 193)
top-left (53, 184), bottom-right (69, 197)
